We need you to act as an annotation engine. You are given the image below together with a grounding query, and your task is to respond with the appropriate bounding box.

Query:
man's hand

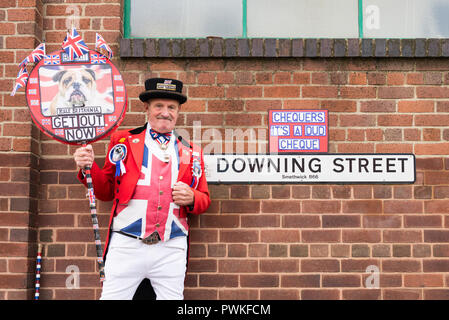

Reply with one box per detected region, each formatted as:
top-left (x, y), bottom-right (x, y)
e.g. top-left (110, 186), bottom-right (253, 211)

top-left (172, 181), bottom-right (194, 206)
top-left (74, 144), bottom-right (95, 171)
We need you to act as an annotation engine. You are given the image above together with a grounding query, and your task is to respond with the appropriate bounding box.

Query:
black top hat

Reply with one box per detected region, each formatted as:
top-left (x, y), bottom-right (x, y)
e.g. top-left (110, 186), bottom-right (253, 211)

top-left (139, 78), bottom-right (187, 104)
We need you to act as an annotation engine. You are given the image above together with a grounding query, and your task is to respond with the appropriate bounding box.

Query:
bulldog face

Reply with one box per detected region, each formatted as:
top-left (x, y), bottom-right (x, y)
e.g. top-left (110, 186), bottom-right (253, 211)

top-left (53, 69), bottom-right (96, 107)
top-left (111, 145), bottom-right (126, 162)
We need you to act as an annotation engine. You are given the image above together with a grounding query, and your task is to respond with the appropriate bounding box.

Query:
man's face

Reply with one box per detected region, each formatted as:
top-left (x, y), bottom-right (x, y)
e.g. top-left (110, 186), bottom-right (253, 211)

top-left (145, 98), bottom-right (180, 133)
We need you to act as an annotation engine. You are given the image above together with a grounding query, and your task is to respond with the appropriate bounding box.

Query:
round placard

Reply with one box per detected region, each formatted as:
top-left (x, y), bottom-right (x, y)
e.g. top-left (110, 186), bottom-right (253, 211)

top-left (25, 49), bottom-right (127, 145)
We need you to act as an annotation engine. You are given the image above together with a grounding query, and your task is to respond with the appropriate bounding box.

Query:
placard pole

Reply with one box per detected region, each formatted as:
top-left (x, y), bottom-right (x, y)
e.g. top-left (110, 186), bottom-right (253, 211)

top-left (82, 142), bottom-right (105, 282)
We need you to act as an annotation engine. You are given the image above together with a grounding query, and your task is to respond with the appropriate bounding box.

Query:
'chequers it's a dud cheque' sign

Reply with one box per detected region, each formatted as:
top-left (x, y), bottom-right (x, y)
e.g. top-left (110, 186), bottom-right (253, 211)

top-left (204, 154), bottom-right (415, 184)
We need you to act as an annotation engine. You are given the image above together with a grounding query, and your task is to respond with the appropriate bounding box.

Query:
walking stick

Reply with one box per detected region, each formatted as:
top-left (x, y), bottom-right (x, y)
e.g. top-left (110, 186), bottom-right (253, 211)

top-left (82, 143), bottom-right (105, 282)
top-left (34, 244), bottom-right (42, 300)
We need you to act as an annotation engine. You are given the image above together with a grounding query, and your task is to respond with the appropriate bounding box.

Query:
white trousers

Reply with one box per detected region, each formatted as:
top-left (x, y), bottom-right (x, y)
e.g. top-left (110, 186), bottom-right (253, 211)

top-left (100, 232), bottom-right (187, 300)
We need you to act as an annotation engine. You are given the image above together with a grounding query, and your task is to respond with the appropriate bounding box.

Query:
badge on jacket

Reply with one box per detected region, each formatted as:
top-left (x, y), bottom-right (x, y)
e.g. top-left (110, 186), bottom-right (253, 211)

top-left (109, 144), bottom-right (127, 177)
top-left (190, 152), bottom-right (202, 189)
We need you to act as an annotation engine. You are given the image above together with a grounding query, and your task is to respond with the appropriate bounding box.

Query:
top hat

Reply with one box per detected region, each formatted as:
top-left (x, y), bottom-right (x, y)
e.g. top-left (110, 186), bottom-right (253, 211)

top-left (139, 78), bottom-right (187, 104)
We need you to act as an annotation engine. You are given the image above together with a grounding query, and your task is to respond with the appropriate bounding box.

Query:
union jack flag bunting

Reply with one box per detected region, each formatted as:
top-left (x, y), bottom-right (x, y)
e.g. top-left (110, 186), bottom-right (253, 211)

top-left (41, 118), bottom-right (51, 125)
top-left (10, 66), bottom-right (29, 96)
top-left (62, 28), bottom-right (89, 60)
top-left (19, 43), bottom-right (46, 67)
top-left (91, 53), bottom-right (107, 64)
top-left (95, 33), bottom-right (113, 59)
top-left (44, 54), bottom-right (61, 65)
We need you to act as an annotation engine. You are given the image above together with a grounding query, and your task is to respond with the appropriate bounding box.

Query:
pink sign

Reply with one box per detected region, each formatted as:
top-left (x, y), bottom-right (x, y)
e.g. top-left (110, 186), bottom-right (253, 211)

top-left (269, 109), bottom-right (328, 153)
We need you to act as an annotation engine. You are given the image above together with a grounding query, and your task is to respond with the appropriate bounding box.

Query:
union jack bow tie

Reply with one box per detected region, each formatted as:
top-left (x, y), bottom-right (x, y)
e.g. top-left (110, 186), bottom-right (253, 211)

top-left (149, 129), bottom-right (172, 145)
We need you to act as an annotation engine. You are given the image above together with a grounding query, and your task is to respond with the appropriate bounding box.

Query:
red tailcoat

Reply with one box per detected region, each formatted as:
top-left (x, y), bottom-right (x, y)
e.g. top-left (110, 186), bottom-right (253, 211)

top-left (77, 123), bottom-right (211, 259)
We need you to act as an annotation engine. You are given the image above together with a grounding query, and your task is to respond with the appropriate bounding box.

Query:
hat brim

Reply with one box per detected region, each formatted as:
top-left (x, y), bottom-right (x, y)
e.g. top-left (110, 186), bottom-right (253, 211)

top-left (139, 90), bottom-right (187, 104)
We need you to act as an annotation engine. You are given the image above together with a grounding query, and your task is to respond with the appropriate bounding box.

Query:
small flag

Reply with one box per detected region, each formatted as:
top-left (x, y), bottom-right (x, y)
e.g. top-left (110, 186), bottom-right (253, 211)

top-left (95, 33), bottom-right (113, 60)
top-left (19, 43), bottom-right (46, 67)
top-left (44, 54), bottom-right (61, 65)
top-left (62, 28), bottom-right (89, 60)
top-left (90, 53), bottom-right (107, 64)
top-left (10, 66), bottom-right (29, 96)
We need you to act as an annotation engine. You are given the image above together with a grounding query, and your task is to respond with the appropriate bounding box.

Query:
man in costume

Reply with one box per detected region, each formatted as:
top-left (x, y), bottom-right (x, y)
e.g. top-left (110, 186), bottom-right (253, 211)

top-left (73, 78), bottom-right (210, 300)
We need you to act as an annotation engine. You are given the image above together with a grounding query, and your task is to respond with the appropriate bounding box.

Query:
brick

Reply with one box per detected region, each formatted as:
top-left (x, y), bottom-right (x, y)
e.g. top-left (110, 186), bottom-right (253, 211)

top-left (302, 86), bottom-right (338, 98)
top-left (393, 245), bottom-right (411, 257)
top-left (417, 86), bottom-right (449, 98)
top-left (310, 244), bottom-right (328, 257)
top-left (290, 244), bottom-right (308, 257)
top-left (404, 274), bottom-right (444, 287)
top-left (384, 200), bottom-right (423, 213)
top-left (322, 215), bottom-right (360, 228)
top-left (341, 259), bottom-right (379, 272)
top-left (189, 86), bottom-right (225, 98)
top-left (405, 215), bottom-right (442, 228)
top-left (302, 200), bottom-right (340, 213)
top-left (425, 200), bottom-right (449, 213)
top-left (260, 229), bottom-right (299, 243)
top-left (281, 275), bottom-right (320, 288)
top-left (374, 39), bottom-right (386, 57)
top-left (282, 215), bottom-right (320, 228)
top-left (352, 244), bottom-right (370, 257)
top-left (261, 200), bottom-right (300, 213)
top-left (342, 200), bottom-right (381, 213)
top-left (372, 245), bottom-right (391, 257)
top-left (188, 259), bottom-right (217, 273)
top-left (384, 230), bottom-right (422, 243)
top-left (360, 101), bottom-right (396, 113)
top-left (200, 215), bottom-right (239, 228)
top-left (199, 274), bottom-right (238, 287)
top-left (342, 230), bottom-right (381, 243)
top-left (424, 289), bottom-right (449, 300)
top-left (342, 289), bottom-right (380, 300)
top-left (411, 245), bottom-right (431, 258)
top-left (260, 259), bottom-right (298, 273)
top-left (268, 244), bottom-right (287, 257)
top-left (226, 86), bottom-right (262, 98)
top-left (416, 115), bottom-right (449, 126)
top-left (378, 114), bottom-right (413, 126)
top-left (331, 244), bottom-right (350, 257)
top-left (301, 230), bottom-right (340, 243)
top-left (340, 114), bottom-right (376, 127)
top-left (221, 200), bottom-right (260, 213)
top-left (260, 289), bottom-right (299, 300)
top-left (218, 260), bottom-right (258, 273)
top-left (218, 289), bottom-right (258, 300)
top-left (220, 230), bottom-right (258, 243)
top-left (323, 275), bottom-right (360, 287)
top-left (340, 87), bottom-right (376, 99)
top-left (416, 143), bottom-right (449, 155)
top-left (0, 275), bottom-right (28, 289)
top-left (382, 260), bottom-right (421, 272)
top-left (363, 215), bottom-right (401, 228)
top-left (311, 186), bottom-right (330, 199)
top-left (424, 230), bottom-right (449, 243)
top-left (241, 275), bottom-right (278, 288)
top-left (301, 259), bottom-right (339, 272)
top-left (241, 215), bottom-right (279, 228)
top-left (270, 185), bottom-right (289, 199)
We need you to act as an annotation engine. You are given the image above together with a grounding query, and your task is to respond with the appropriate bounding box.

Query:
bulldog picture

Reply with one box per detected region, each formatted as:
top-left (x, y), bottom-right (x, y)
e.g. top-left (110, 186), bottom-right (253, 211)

top-left (48, 66), bottom-right (113, 115)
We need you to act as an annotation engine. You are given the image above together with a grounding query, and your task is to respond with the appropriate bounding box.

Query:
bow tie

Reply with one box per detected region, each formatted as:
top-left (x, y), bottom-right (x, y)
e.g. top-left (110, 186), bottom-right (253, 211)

top-left (149, 128), bottom-right (172, 145)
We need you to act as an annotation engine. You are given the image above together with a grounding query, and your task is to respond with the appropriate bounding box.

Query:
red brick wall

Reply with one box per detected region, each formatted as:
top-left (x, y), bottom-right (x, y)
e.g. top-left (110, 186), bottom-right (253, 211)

top-left (1, 0), bottom-right (449, 300)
